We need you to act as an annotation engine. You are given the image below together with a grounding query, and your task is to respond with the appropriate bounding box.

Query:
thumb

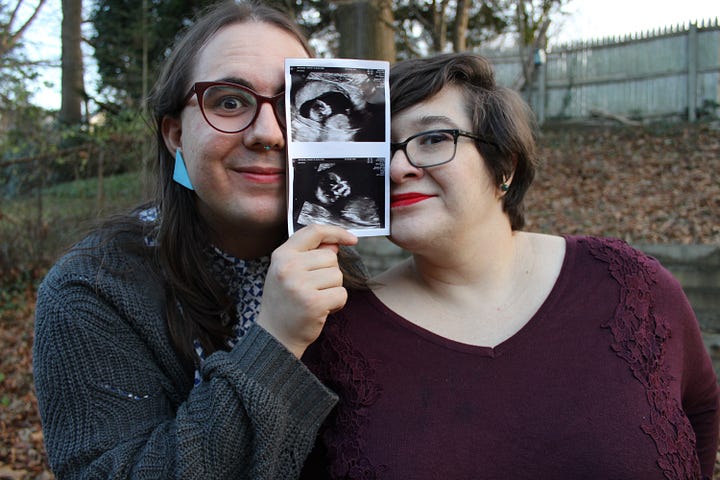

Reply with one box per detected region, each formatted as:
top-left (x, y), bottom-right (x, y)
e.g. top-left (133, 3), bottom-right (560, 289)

top-left (318, 243), bottom-right (340, 254)
top-left (289, 224), bottom-right (358, 251)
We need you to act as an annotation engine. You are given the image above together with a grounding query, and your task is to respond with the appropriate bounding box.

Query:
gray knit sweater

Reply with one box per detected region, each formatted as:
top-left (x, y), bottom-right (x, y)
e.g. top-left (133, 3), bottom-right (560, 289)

top-left (33, 230), bottom-right (338, 479)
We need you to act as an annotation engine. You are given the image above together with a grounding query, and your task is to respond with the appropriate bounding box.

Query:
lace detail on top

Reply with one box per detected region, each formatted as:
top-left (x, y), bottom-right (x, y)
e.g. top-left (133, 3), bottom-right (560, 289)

top-left (193, 248), bottom-right (269, 385)
top-left (307, 318), bottom-right (386, 479)
top-left (583, 237), bottom-right (701, 478)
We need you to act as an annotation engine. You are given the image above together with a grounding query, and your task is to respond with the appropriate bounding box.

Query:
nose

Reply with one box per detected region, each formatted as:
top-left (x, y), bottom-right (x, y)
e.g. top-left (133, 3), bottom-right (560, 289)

top-left (243, 102), bottom-right (285, 151)
top-left (390, 147), bottom-right (424, 183)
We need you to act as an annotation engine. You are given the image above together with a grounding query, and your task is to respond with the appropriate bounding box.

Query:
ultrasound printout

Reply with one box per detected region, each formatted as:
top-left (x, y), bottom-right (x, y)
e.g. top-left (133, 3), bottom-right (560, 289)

top-left (285, 58), bottom-right (390, 237)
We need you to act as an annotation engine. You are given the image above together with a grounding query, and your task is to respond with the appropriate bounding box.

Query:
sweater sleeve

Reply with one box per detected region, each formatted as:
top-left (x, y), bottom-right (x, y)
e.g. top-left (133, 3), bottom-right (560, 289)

top-left (679, 316), bottom-right (719, 477)
top-left (33, 260), bottom-right (337, 479)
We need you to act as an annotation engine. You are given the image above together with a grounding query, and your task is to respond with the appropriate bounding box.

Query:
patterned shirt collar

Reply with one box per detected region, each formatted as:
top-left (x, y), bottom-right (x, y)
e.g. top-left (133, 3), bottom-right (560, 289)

top-left (137, 206), bottom-right (270, 384)
top-left (194, 246), bottom-right (270, 385)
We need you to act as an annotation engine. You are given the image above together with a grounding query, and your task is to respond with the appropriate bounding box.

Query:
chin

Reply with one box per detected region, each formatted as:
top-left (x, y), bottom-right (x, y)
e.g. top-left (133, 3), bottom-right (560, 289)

top-left (226, 206), bottom-right (285, 230)
top-left (387, 228), bottom-right (422, 252)
top-left (388, 217), bottom-right (447, 254)
top-left (249, 212), bottom-right (286, 229)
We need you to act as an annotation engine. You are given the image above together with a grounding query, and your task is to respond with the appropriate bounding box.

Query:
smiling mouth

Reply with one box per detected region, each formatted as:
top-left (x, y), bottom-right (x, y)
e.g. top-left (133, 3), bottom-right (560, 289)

top-left (391, 193), bottom-right (434, 208)
top-left (234, 167), bottom-right (285, 184)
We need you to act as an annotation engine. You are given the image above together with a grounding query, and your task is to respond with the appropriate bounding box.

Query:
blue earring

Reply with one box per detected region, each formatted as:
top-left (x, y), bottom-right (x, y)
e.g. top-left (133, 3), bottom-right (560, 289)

top-left (173, 149), bottom-right (194, 190)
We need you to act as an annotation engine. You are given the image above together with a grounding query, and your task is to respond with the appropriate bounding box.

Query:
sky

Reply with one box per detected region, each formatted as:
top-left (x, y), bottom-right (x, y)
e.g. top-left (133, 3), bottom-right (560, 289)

top-left (552, 0), bottom-right (718, 45)
top-left (18, 0), bottom-right (720, 111)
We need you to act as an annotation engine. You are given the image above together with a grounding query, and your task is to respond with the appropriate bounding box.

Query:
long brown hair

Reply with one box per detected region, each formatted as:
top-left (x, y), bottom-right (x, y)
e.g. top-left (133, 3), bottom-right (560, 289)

top-left (105, 1), bottom-right (366, 371)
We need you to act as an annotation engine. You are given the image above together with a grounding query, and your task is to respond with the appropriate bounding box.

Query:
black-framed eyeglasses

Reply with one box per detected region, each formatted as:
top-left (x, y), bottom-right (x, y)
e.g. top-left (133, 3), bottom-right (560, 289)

top-left (390, 129), bottom-right (498, 168)
top-left (183, 81), bottom-right (286, 134)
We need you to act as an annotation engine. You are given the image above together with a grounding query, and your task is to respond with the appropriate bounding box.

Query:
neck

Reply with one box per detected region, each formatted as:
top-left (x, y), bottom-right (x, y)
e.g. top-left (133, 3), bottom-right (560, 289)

top-left (211, 224), bottom-right (287, 259)
top-left (412, 224), bottom-right (518, 287)
top-left (397, 230), bottom-right (537, 318)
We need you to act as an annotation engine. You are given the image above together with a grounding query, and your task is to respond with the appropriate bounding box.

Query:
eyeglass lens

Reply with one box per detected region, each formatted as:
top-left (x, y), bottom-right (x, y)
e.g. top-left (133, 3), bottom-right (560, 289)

top-left (404, 130), bottom-right (457, 167)
top-left (201, 84), bottom-right (285, 133)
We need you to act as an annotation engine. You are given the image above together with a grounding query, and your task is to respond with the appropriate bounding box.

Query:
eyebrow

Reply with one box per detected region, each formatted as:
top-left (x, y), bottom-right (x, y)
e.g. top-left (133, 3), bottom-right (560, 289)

top-left (392, 115), bottom-right (460, 139)
top-left (411, 115), bottom-right (459, 130)
top-left (216, 76), bottom-right (285, 96)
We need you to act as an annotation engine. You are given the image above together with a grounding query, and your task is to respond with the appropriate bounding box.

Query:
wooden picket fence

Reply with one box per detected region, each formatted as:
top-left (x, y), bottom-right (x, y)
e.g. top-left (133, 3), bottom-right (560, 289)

top-left (482, 18), bottom-right (720, 123)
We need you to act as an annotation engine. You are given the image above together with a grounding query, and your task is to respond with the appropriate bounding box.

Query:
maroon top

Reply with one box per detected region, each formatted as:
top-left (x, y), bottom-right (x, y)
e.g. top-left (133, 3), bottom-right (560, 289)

top-left (301, 236), bottom-right (719, 479)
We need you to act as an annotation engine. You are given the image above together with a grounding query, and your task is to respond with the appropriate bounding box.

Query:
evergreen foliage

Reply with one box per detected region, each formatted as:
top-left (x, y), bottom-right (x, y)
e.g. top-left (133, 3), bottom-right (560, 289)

top-left (87, 1), bottom-right (563, 109)
top-left (89, 0), bottom-right (213, 110)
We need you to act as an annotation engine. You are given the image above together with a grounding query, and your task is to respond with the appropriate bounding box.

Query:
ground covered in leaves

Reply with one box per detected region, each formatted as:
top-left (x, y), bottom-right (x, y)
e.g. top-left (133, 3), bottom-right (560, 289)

top-left (1, 121), bottom-right (718, 479)
top-left (527, 120), bottom-right (720, 244)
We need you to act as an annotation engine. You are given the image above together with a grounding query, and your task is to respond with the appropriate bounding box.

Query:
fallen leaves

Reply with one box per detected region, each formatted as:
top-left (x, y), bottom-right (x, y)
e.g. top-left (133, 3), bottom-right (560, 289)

top-left (0, 294), bottom-right (51, 479)
top-left (527, 121), bottom-right (720, 245)
top-left (0, 121), bottom-right (718, 479)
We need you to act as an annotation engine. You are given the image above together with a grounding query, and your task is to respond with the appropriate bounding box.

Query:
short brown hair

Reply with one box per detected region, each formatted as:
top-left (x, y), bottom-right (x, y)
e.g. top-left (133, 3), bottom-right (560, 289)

top-left (390, 52), bottom-right (539, 230)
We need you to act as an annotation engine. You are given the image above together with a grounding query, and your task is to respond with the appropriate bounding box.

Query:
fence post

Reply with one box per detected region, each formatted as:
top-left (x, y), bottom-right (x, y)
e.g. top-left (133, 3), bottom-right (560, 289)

top-left (533, 48), bottom-right (547, 124)
top-left (538, 57), bottom-right (546, 125)
top-left (687, 22), bottom-right (698, 122)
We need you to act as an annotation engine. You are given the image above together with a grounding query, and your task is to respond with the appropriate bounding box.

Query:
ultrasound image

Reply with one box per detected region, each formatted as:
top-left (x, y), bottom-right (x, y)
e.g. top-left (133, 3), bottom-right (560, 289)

top-left (293, 159), bottom-right (385, 231)
top-left (290, 68), bottom-right (386, 142)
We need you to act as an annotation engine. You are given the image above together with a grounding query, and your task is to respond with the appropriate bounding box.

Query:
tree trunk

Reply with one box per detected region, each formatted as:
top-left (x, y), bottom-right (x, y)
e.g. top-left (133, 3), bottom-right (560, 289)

top-left (60, 0), bottom-right (84, 124)
top-left (453, 0), bottom-right (469, 52)
top-left (513, 0), bottom-right (552, 94)
top-left (335, 0), bottom-right (395, 62)
top-left (430, 0), bottom-right (450, 53)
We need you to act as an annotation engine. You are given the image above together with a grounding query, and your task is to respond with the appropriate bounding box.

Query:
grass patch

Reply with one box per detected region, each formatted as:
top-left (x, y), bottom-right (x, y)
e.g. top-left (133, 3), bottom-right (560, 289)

top-left (3, 170), bottom-right (147, 225)
top-left (0, 170), bottom-right (149, 293)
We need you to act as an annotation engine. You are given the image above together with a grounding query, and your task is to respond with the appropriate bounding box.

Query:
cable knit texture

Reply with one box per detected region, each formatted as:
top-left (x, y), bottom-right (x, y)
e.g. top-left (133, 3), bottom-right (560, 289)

top-left (33, 229), bottom-right (338, 479)
top-left (302, 236), bottom-right (719, 479)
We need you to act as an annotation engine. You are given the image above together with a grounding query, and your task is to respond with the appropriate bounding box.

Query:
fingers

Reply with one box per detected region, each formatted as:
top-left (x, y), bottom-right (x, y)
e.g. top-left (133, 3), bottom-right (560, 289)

top-left (269, 245), bottom-right (342, 290)
top-left (256, 224), bottom-right (356, 358)
top-left (317, 285), bottom-right (349, 315)
top-left (288, 224), bottom-right (358, 250)
top-left (302, 259), bottom-right (345, 291)
top-left (317, 243), bottom-right (340, 254)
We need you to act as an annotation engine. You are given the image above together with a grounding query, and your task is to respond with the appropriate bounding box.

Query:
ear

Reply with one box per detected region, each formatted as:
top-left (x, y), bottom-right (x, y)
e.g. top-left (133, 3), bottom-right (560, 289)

top-left (504, 172), bottom-right (515, 187)
top-left (161, 115), bottom-right (182, 153)
top-left (508, 153), bottom-right (517, 183)
top-left (505, 153), bottom-right (518, 186)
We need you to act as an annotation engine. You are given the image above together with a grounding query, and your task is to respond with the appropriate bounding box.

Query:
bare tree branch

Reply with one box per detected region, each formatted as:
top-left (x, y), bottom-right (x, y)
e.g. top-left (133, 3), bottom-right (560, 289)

top-left (394, 20), bottom-right (423, 58)
top-left (0, 0), bottom-right (48, 57)
top-left (512, 0), bottom-right (556, 91)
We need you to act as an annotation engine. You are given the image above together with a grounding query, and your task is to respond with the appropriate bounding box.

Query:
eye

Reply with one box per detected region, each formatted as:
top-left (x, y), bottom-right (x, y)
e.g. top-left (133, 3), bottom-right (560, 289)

top-left (220, 97), bottom-right (243, 110)
top-left (416, 130), bottom-right (454, 147)
top-left (204, 87), bottom-right (255, 116)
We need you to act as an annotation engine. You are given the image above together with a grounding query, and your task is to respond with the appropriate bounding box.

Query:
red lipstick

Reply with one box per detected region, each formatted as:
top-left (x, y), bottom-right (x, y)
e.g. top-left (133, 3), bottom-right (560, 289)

top-left (391, 192), bottom-right (434, 208)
